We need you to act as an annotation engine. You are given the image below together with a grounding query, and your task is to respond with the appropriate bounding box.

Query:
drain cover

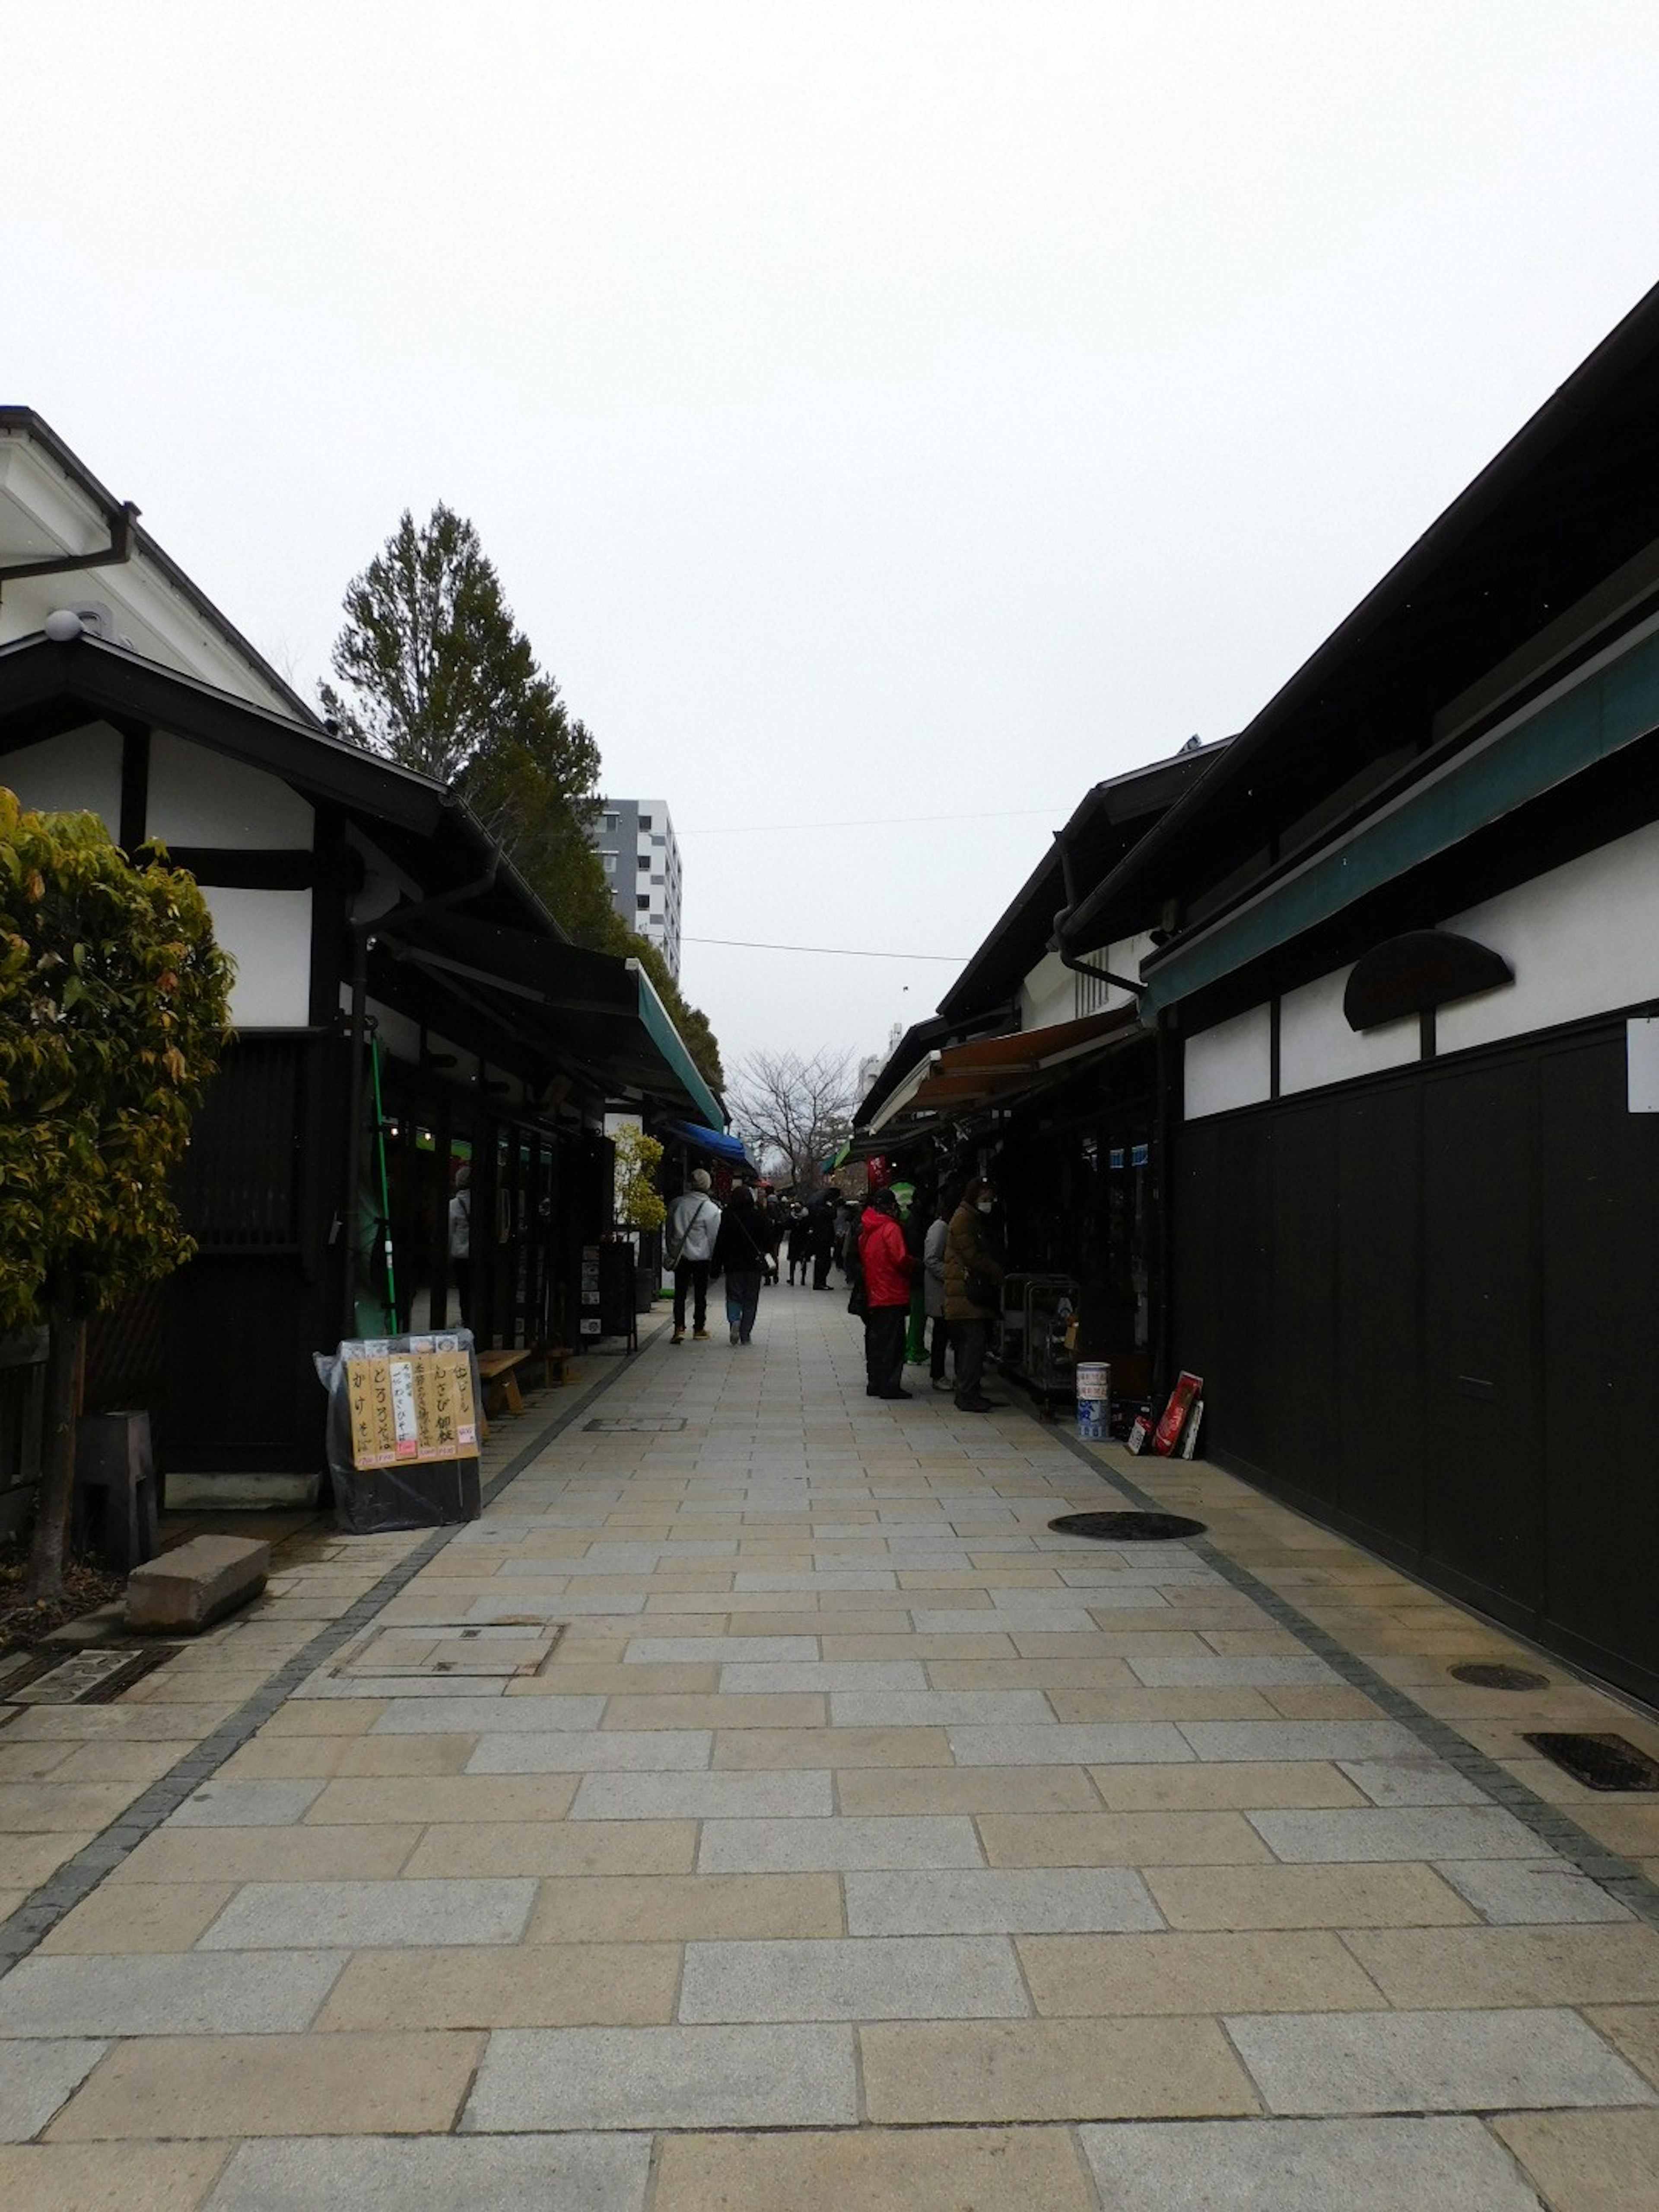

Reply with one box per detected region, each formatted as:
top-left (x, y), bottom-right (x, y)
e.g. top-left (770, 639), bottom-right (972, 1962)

top-left (1524, 1731), bottom-right (1659, 1792)
top-left (1449, 1662), bottom-right (1550, 1692)
top-left (1048, 1511), bottom-right (1208, 1542)
top-left (584, 1417), bottom-right (686, 1433)
top-left (0, 1645), bottom-right (180, 1706)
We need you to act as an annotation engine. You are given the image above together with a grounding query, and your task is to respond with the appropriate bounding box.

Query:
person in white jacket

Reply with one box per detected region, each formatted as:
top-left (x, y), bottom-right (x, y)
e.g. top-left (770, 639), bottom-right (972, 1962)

top-left (923, 1188), bottom-right (957, 1392)
top-left (666, 1169), bottom-right (722, 1343)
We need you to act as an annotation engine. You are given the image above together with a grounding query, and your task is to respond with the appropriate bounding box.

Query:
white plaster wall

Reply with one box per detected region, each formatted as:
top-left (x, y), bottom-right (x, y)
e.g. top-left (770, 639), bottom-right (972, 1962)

top-left (3, 722), bottom-right (123, 830)
top-left (1437, 819), bottom-right (1659, 1054)
top-left (1019, 949), bottom-right (1072, 1030)
top-left (147, 732), bottom-right (313, 849)
top-left (1279, 965), bottom-right (1420, 1094)
top-left (1183, 1002), bottom-right (1272, 1119)
top-left (209, 889), bottom-right (312, 1027)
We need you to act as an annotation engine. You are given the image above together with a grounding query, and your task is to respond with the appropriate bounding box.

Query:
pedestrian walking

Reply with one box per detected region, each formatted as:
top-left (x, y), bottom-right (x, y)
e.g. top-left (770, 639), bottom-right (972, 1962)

top-left (899, 1180), bottom-right (930, 1369)
top-left (786, 1204), bottom-right (812, 1285)
top-left (923, 1185), bottom-right (957, 1392)
top-left (713, 1183), bottom-right (769, 1345)
top-left (447, 1162), bottom-right (473, 1326)
top-left (666, 1169), bottom-right (721, 1343)
top-left (808, 1186), bottom-right (838, 1290)
top-left (944, 1176), bottom-right (1005, 1411)
top-left (859, 1184), bottom-right (916, 1399)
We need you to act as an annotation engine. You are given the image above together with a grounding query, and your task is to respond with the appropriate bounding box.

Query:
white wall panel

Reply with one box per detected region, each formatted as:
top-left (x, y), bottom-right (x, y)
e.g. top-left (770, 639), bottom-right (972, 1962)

top-left (4, 722), bottom-right (122, 830)
top-left (209, 889), bottom-right (313, 1027)
top-left (1279, 965), bottom-right (1419, 1094)
top-left (147, 731), bottom-right (313, 849)
top-left (1438, 820), bottom-right (1659, 1054)
top-left (1183, 1002), bottom-right (1272, 1119)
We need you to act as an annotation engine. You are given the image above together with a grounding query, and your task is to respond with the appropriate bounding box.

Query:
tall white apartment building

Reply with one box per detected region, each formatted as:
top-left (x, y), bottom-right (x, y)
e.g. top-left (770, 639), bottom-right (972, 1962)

top-left (592, 799), bottom-right (683, 977)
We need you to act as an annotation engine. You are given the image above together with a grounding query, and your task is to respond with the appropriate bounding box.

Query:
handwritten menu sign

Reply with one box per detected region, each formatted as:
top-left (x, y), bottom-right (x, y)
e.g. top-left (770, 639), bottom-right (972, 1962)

top-left (344, 1337), bottom-right (478, 1469)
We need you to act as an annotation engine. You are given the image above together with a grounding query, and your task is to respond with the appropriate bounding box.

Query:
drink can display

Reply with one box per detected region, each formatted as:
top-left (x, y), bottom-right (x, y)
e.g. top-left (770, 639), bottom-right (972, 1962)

top-left (1075, 1360), bottom-right (1111, 1441)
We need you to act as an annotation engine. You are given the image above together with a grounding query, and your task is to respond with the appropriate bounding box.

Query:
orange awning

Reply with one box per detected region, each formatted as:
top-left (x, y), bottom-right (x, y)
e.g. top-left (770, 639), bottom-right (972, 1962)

top-left (864, 1005), bottom-right (1141, 1133)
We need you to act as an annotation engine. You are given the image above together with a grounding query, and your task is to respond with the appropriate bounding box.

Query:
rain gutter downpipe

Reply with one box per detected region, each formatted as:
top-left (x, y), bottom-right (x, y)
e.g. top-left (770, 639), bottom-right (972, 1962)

top-left (340, 844), bottom-right (500, 1336)
top-left (1050, 831), bottom-right (1144, 999)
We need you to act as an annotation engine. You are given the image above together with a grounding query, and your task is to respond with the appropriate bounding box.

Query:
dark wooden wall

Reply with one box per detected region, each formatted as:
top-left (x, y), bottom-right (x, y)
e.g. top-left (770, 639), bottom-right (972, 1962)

top-left (1172, 1014), bottom-right (1659, 1705)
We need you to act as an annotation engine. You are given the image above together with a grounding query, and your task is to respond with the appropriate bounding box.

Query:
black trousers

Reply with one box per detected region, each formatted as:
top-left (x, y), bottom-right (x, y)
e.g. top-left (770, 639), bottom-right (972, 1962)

top-left (864, 1305), bottom-right (907, 1397)
top-left (673, 1260), bottom-right (710, 1331)
top-left (928, 1316), bottom-right (956, 1382)
top-left (811, 1246), bottom-right (833, 1289)
top-left (954, 1317), bottom-right (990, 1404)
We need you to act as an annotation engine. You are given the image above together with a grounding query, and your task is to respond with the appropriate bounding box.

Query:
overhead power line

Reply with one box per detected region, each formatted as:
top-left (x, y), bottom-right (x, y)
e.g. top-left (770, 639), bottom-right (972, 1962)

top-left (683, 936), bottom-right (966, 962)
top-left (677, 807), bottom-right (1066, 835)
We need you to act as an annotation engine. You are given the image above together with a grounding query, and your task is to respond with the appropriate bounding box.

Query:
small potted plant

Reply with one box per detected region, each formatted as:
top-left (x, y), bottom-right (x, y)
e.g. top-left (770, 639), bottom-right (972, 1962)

top-left (613, 1126), bottom-right (667, 1313)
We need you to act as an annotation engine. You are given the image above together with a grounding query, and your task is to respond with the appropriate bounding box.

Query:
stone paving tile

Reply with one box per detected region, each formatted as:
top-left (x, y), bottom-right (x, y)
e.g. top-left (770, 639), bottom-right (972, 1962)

top-left (1178, 1721), bottom-right (1426, 1761)
top-left (1337, 1758), bottom-right (1494, 1806)
top-left (1247, 1805), bottom-right (1541, 1862)
top-left (49, 2030), bottom-right (483, 2140)
top-left (462, 2024), bottom-right (859, 2129)
top-left (199, 1878), bottom-right (536, 1950)
top-left (572, 1770), bottom-right (833, 1820)
top-left (37, 1884), bottom-right (236, 1956)
top-left (203, 2132), bottom-right (652, 2212)
top-left (0, 2141), bottom-right (234, 2210)
top-left (367, 1696), bottom-right (606, 1733)
top-left (315, 1942), bottom-right (681, 2029)
top-left (845, 1866), bottom-right (1162, 1934)
top-left (625, 1637), bottom-right (819, 1663)
top-left (827, 1690), bottom-right (1056, 1728)
top-left (947, 1722), bottom-right (1192, 1764)
top-left (717, 1662), bottom-right (928, 1692)
top-left (1228, 2005), bottom-right (1657, 2113)
top-left (1087, 1761), bottom-right (1367, 1810)
top-left (859, 2015), bottom-right (1258, 2121)
top-left (220, 1732), bottom-right (478, 1779)
top-left (1345, 1925), bottom-right (1659, 2008)
top-left (465, 1731), bottom-right (712, 1772)
top-left (1127, 1654), bottom-right (1340, 1686)
top-left (0, 1952), bottom-right (344, 2036)
top-left (649, 2125), bottom-right (1098, 2212)
top-left (1147, 1862), bottom-right (1477, 1929)
top-left (300, 1774), bottom-right (583, 1820)
top-left (163, 1780), bottom-right (325, 1828)
top-left (910, 1607), bottom-right (1117, 1632)
top-left (527, 1872), bottom-right (843, 1943)
top-left (0, 2039), bottom-right (108, 2142)
top-left (712, 1726), bottom-right (953, 1768)
top-left (1437, 1858), bottom-right (1633, 1924)
top-left (406, 1819), bottom-right (697, 1878)
top-left (1586, 2003), bottom-right (1659, 2090)
top-left (836, 1766), bottom-right (1100, 1815)
top-left (699, 1815), bottom-right (985, 1873)
top-left (1494, 2109), bottom-right (1659, 2212)
top-left (1079, 2115), bottom-right (1549, 2210)
top-left (978, 1809), bottom-right (1271, 1866)
top-left (678, 1934), bottom-right (1028, 2019)
top-left (1020, 1929), bottom-right (1388, 2015)
top-left (0, 1784), bottom-right (147, 1834)
top-left (601, 1693), bottom-right (826, 1730)
top-left (261, 1700), bottom-right (386, 1735)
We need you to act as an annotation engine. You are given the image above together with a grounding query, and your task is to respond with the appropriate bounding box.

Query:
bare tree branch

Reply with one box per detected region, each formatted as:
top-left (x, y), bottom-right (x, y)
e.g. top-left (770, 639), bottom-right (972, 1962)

top-left (728, 1049), bottom-right (857, 1190)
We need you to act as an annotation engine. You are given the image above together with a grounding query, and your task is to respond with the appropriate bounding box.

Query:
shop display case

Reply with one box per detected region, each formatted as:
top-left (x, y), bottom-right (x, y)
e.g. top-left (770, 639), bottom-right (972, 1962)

top-left (998, 1272), bottom-right (1081, 1401)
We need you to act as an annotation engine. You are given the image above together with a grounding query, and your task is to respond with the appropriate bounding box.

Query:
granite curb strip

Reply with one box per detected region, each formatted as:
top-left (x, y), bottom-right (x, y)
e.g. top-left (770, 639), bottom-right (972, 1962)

top-left (1048, 1417), bottom-right (1659, 1929)
top-left (0, 1345), bottom-right (644, 1974)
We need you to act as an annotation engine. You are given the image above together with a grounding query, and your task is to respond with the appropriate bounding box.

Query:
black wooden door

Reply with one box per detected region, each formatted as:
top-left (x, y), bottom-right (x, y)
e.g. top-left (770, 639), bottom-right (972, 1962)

top-left (1335, 1082), bottom-right (1425, 1553)
top-left (1421, 1062), bottom-right (1543, 1616)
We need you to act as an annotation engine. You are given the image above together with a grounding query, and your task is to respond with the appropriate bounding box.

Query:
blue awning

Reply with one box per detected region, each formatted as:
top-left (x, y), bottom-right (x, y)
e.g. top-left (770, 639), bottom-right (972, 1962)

top-left (658, 1117), bottom-right (755, 1170)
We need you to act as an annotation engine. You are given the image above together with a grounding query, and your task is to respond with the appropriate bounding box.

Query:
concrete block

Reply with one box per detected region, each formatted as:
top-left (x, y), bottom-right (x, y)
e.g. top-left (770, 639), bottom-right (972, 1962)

top-left (125, 1535), bottom-right (270, 1634)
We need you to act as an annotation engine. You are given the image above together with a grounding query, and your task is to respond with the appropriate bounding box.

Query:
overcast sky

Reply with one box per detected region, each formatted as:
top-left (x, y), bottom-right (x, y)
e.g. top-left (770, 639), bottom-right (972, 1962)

top-left (10, 3), bottom-right (1659, 1093)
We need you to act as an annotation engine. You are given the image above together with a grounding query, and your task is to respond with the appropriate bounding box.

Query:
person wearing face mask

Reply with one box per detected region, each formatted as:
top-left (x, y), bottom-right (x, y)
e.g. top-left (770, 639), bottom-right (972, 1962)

top-left (944, 1176), bottom-right (1005, 1412)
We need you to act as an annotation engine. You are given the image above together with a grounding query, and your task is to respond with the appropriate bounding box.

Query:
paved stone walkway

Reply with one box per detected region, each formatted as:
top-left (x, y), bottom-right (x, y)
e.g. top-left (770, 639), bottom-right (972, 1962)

top-left (3, 1290), bottom-right (1659, 2207)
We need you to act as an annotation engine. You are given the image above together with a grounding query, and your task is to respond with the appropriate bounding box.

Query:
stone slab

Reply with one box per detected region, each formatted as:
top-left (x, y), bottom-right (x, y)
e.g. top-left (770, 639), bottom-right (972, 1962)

top-left (198, 1878), bottom-right (535, 1949)
top-left (1179, 1722), bottom-right (1426, 1761)
top-left (167, 1779), bottom-right (326, 1827)
top-left (845, 1866), bottom-right (1162, 1935)
top-left (829, 1691), bottom-right (1056, 1728)
top-left (1128, 1655), bottom-right (1339, 1686)
top-left (462, 2024), bottom-right (858, 2130)
top-left (204, 2133), bottom-right (652, 2212)
top-left (677, 1935), bottom-right (1028, 2020)
top-left (1338, 1758), bottom-right (1494, 1807)
top-left (859, 2015), bottom-right (1256, 2122)
top-left (1494, 2109), bottom-right (1659, 2212)
top-left (1080, 2116), bottom-right (1549, 2210)
top-left (1247, 1805), bottom-right (1541, 1862)
top-left (315, 1944), bottom-right (681, 2030)
top-left (570, 1771), bottom-right (833, 1820)
top-left (1436, 1858), bottom-right (1634, 1924)
top-left (1019, 1930), bottom-right (1388, 2016)
top-left (466, 1731), bottom-right (713, 1773)
top-left (0, 2040), bottom-right (107, 2141)
top-left (649, 2126), bottom-right (1098, 2212)
top-left (947, 1723), bottom-right (1192, 1765)
top-left (0, 2142), bottom-right (235, 2211)
top-left (126, 1535), bottom-right (270, 1634)
top-left (368, 1696), bottom-right (606, 1733)
top-left (698, 1816), bottom-right (984, 1873)
top-left (0, 1952), bottom-right (344, 2037)
top-left (626, 1638), bottom-right (819, 1663)
top-left (718, 1662), bottom-right (928, 1692)
top-left (1344, 1925), bottom-right (1659, 2008)
top-left (1228, 2005), bottom-right (1657, 2113)
top-left (527, 1873), bottom-right (843, 1944)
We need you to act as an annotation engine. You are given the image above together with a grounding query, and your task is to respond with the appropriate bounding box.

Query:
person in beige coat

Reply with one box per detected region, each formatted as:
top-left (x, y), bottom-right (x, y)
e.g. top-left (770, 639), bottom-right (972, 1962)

top-left (943, 1176), bottom-right (1004, 1411)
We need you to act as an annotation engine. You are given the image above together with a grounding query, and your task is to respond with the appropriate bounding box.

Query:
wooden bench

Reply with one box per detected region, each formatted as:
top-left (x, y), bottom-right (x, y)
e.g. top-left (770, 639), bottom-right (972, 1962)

top-left (476, 1348), bottom-right (534, 1418)
top-left (537, 1345), bottom-right (575, 1389)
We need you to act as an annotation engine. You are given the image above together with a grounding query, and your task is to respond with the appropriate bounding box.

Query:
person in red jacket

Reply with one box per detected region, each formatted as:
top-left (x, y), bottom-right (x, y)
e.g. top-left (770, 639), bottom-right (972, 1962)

top-left (858, 1185), bottom-right (917, 1400)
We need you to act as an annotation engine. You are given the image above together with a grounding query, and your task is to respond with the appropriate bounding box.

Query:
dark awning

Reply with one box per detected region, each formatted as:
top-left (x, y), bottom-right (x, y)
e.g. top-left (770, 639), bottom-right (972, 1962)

top-left (656, 1117), bottom-right (754, 1170)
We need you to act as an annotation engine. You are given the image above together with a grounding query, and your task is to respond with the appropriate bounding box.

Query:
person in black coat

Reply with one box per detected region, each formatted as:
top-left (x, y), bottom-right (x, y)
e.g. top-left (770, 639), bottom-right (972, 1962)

top-left (807, 1186), bottom-right (839, 1290)
top-left (713, 1184), bottom-right (771, 1344)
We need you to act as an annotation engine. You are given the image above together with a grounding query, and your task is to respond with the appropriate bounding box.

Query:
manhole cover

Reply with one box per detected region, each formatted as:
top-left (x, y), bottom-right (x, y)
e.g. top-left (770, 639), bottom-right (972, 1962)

top-left (1524, 1731), bottom-right (1659, 1792)
top-left (1449, 1662), bottom-right (1551, 1692)
top-left (1048, 1511), bottom-right (1208, 1542)
top-left (329, 1622), bottom-right (563, 1681)
top-left (1, 1645), bottom-right (180, 1706)
top-left (584, 1417), bottom-right (687, 1433)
